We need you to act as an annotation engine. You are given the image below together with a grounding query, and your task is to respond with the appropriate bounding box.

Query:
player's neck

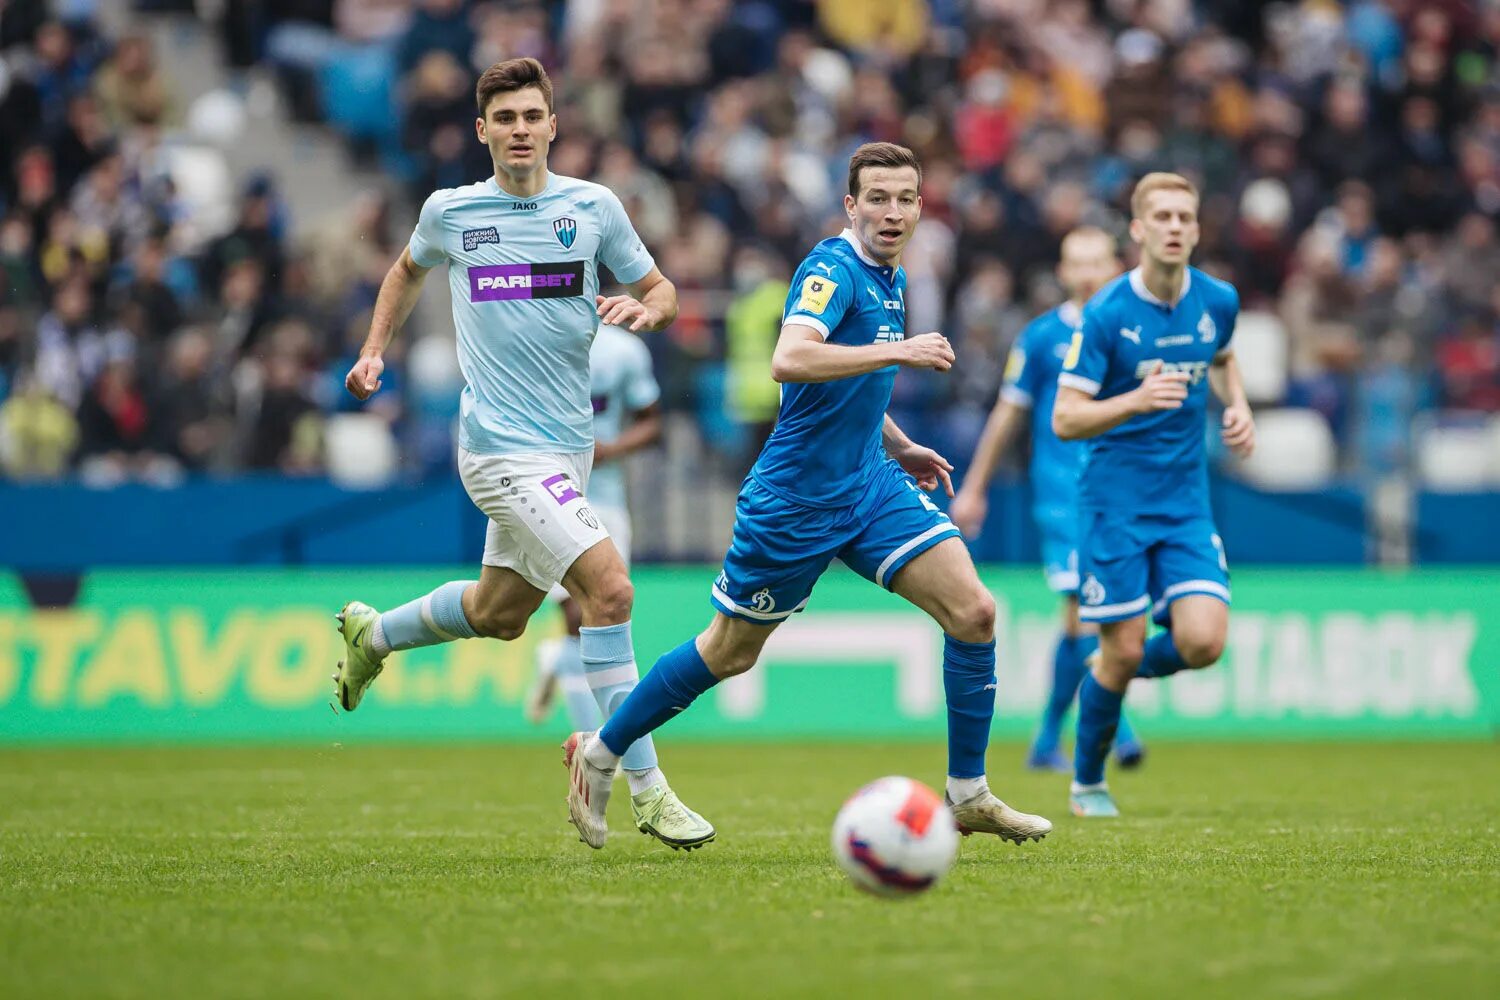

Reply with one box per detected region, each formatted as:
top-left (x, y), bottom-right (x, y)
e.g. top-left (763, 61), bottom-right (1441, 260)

top-left (493, 164), bottom-right (550, 199)
top-left (855, 234), bottom-right (900, 270)
top-left (1140, 258), bottom-right (1188, 305)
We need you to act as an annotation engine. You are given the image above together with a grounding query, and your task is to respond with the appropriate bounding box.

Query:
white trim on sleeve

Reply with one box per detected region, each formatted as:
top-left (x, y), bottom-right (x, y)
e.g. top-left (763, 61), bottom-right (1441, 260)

top-left (1058, 373), bottom-right (1101, 396)
top-left (1000, 386), bottom-right (1033, 408)
top-left (782, 316), bottom-right (830, 340)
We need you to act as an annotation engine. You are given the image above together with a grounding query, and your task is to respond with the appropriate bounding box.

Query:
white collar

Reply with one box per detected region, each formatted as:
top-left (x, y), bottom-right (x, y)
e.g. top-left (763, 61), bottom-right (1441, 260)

top-left (1058, 300), bottom-right (1082, 328)
top-left (1129, 266), bottom-right (1191, 307)
top-left (840, 228), bottom-right (891, 270)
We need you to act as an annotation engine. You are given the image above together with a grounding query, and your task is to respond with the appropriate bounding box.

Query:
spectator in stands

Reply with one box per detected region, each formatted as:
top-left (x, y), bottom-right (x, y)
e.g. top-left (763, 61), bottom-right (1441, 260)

top-left (93, 31), bottom-right (172, 129)
top-left (152, 326), bottom-right (232, 472)
top-left (0, 370), bottom-right (78, 480)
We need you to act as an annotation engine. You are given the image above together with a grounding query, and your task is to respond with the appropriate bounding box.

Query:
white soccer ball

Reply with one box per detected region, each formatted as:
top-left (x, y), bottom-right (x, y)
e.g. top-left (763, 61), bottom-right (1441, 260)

top-left (831, 776), bottom-right (959, 898)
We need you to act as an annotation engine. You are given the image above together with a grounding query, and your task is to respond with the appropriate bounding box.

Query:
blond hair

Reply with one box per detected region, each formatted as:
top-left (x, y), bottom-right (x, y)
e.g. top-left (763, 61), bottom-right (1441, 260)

top-left (1130, 172), bottom-right (1199, 219)
top-left (1060, 225), bottom-right (1116, 257)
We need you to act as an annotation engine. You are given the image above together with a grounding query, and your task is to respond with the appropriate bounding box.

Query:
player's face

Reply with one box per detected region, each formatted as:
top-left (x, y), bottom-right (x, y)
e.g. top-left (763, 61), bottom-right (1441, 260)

top-left (844, 166), bottom-right (922, 264)
top-left (1130, 189), bottom-right (1200, 268)
top-left (1058, 235), bottom-right (1120, 302)
top-left (477, 86), bottom-right (556, 177)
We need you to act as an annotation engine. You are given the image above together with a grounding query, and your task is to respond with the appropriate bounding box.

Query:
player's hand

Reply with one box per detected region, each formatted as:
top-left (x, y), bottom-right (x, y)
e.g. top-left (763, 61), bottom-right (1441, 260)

top-left (345, 353), bottom-right (384, 401)
top-left (895, 444), bottom-right (955, 497)
top-left (593, 439), bottom-right (620, 464)
top-left (596, 294), bottom-right (651, 332)
top-left (1221, 403), bottom-right (1255, 458)
top-left (1132, 360), bottom-right (1189, 413)
top-left (897, 332), bottom-right (954, 372)
top-left (949, 489), bottom-right (987, 538)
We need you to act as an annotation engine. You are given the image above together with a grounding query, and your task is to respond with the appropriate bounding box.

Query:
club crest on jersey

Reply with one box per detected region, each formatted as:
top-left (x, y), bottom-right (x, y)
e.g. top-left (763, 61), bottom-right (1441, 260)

top-left (553, 217), bottom-right (577, 249)
top-left (1198, 311), bottom-right (1216, 343)
top-left (462, 227), bottom-right (500, 251)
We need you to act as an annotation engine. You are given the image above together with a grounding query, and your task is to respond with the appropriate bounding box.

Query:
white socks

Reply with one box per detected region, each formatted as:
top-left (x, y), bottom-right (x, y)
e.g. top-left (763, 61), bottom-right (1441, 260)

top-left (946, 775), bottom-right (989, 804)
top-left (624, 766), bottom-right (665, 795)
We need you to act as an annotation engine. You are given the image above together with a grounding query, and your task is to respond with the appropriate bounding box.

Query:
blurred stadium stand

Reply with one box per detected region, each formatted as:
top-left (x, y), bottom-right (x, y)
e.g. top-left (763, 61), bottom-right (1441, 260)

top-left (2, 0), bottom-right (1499, 564)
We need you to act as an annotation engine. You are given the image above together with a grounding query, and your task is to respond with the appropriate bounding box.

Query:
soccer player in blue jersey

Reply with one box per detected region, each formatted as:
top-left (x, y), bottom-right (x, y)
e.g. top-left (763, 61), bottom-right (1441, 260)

top-left (525, 322), bottom-right (661, 732)
top-left (332, 58), bottom-right (714, 849)
top-left (1053, 173), bottom-right (1255, 817)
top-left (561, 143), bottom-right (1053, 850)
top-left (950, 227), bottom-right (1145, 772)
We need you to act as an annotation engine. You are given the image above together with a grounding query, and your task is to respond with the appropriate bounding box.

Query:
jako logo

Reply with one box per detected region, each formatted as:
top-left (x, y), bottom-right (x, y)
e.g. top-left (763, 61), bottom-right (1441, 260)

top-left (511, 201), bottom-right (538, 211)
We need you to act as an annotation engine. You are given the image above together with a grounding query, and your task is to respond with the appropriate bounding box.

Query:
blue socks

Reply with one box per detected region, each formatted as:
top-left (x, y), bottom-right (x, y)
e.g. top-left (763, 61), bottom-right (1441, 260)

top-left (1137, 631), bottom-right (1188, 679)
top-left (598, 637), bottom-right (719, 757)
top-left (1074, 672), bottom-right (1124, 786)
top-left (943, 635), bottom-right (997, 779)
top-left (1034, 633), bottom-right (1094, 754)
top-left (377, 580), bottom-right (477, 652)
top-left (579, 622), bottom-right (658, 773)
top-left (552, 636), bottom-right (602, 731)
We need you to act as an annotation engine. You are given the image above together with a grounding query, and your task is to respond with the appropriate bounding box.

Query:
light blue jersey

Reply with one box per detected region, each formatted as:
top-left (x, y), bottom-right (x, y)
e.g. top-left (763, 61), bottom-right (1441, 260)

top-left (408, 173), bottom-right (656, 456)
top-left (752, 229), bottom-right (908, 507)
top-left (1060, 267), bottom-right (1239, 518)
top-left (588, 324), bottom-right (660, 511)
top-left (1002, 301), bottom-right (1086, 593)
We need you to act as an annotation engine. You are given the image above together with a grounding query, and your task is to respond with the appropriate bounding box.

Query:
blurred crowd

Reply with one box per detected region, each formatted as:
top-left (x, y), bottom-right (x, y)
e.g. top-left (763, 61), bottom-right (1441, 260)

top-left (2, 0), bottom-right (1500, 485)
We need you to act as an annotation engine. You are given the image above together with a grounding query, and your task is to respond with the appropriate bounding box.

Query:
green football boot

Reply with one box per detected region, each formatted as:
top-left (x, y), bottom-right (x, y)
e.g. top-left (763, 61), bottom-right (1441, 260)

top-left (332, 601), bottom-right (385, 711)
top-left (631, 783), bottom-right (716, 851)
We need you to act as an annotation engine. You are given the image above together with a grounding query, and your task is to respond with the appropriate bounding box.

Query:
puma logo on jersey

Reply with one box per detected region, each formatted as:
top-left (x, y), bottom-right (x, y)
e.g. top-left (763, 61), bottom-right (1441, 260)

top-left (1120, 326), bottom-right (1142, 345)
top-left (814, 262), bottom-right (836, 275)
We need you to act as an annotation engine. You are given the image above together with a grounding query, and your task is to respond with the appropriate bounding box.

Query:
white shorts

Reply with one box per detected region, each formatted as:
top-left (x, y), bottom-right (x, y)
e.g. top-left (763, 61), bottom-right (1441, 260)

top-left (547, 503), bottom-right (630, 603)
top-left (458, 448), bottom-right (611, 592)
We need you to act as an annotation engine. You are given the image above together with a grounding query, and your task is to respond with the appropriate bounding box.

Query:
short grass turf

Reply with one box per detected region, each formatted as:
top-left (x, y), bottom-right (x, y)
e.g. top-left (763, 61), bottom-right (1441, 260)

top-left (2, 742), bottom-right (1497, 999)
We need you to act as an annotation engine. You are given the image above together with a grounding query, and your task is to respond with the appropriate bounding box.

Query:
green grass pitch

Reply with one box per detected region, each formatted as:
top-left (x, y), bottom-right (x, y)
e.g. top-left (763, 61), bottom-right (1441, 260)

top-left (3, 742), bottom-right (1497, 998)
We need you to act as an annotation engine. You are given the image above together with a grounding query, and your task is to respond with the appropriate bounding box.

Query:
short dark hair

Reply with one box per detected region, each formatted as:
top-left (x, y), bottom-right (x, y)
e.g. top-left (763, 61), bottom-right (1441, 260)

top-left (476, 57), bottom-right (554, 115)
top-left (847, 142), bottom-right (922, 198)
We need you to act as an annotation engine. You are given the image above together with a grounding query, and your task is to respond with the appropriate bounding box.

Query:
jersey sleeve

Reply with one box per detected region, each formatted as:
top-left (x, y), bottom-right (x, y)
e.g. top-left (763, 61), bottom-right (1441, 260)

top-left (1000, 325), bottom-right (1042, 408)
top-left (597, 189), bottom-right (656, 285)
top-left (1215, 284), bottom-right (1240, 355)
top-left (781, 256), bottom-right (854, 340)
top-left (621, 333), bottom-right (661, 411)
top-left (407, 190), bottom-right (449, 268)
top-left (1059, 301), bottom-right (1110, 398)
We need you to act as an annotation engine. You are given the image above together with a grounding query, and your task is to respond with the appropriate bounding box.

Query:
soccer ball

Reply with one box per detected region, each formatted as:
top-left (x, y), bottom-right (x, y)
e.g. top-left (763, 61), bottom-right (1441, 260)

top-left (831, 776), bottom-right (959, 898)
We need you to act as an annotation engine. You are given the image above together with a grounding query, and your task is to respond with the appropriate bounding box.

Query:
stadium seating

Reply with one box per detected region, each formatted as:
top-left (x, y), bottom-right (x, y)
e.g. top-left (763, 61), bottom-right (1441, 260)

top-left (1237, 408), bottom-right (1336, 489)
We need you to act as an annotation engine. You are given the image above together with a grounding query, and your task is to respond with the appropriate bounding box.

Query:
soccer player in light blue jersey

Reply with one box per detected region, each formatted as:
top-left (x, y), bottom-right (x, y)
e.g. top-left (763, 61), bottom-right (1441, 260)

top-left (950, 227), bottom-right (1145, 773)
top-left (525, 323), bottom-right (662, 732)
top-left (333, 57), bottom-right (713, 850)
top-left (561, 143), bottom-right (1053, 851)
top-left (1053, 173), bottom-right (1256, 817)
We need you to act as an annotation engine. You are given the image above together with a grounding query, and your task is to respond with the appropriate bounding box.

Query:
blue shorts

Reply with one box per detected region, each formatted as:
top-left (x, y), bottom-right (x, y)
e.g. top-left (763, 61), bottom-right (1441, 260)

top-left (712, 459), bottom-right (962, 622)
top-left (1076, 509), bottom-right (1230, 625)
top-left (1034, 502), bottom-right (1079, 595)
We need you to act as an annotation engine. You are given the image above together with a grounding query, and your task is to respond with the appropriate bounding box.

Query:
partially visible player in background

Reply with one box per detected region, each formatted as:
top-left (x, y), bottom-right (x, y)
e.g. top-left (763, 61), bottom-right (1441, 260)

top-left (950, 227), bottom-right (1145, 772)
top-left (334, 57), bottom-right (713, 849)
top-left (560, 142), bottom-right (1052, 851)
top-left (1053, 173), bottom-right (1255, 817)
top-left (526, 323), bottom-right (662, 731)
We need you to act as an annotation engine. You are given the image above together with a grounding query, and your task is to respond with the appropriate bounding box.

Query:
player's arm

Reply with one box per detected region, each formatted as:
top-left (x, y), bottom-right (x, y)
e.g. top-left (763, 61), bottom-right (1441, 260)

top-left (347, 246), bottom-right (432, 401)
top-left (1210, 349), bottom-right (1255, 457)
top-left (596, 266), bottom-right (678, 333)
top-left (771, 326), bottom-right (954, 383)
top-left (882, 413), bottom-right (954, 497)
top-left (950, 396), bottom-right (1027, 537)
top-left (1053, 362), bottom-right (1190, 439)
top-left (595, 402), bottom-right (662, 463)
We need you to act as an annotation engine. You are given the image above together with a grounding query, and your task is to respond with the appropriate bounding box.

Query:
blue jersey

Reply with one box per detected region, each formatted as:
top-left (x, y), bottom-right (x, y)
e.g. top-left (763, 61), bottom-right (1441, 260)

top-left (751, 230), bottom-right (907, 508)
top-left (1002, 301), bottom-right (1085, 516)
top-left (408, 173), bottom-right (656, 456)
top-left (587, 323), bottom-right (660, 511)
top-left (1059, 267), bottom-right (1239, 517)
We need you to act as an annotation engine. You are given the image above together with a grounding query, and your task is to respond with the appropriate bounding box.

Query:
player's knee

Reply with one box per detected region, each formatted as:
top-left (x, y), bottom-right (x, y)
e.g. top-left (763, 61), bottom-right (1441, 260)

top-left (470, 606), bottom-right (528, 642)
top-left (581, 574), bottom-right (634, 625)
top-left (946, 591), bottom-right (996, 643)
top-left (1175, 630), bottom-right (1224, 669)
top-left (1103, 634), bottom-right (1145, 673)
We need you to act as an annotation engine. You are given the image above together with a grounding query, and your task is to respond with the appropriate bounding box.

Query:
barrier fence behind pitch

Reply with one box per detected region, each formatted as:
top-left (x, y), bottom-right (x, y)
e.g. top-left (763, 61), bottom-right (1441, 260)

top-left (1, 567), bottom-right (1494, 743)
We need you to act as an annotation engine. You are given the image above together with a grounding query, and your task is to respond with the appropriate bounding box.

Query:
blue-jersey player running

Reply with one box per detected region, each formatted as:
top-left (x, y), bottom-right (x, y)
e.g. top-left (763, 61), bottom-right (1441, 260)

top-left (332, 58), bottom-right (713, 850)
top-left (1053, 173), bottom-right (1256, 818)
top-left (950, 227), bottom-right (1145, 773)
top-left (561, 143), bottom-right (1052, 852)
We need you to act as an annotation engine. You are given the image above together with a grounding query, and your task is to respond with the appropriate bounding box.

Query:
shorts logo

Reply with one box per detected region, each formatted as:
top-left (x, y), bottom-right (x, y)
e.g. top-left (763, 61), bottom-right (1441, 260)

top-left (576, 506), bottom-right (600, 529)
top-left (541, 473), bottom-right (580, 505)
top-left (1081, 574), bottom-right (1106, 607)
top-left (553, 217), bottom-right (577, 249)
top-left (750, 588), bottom-right (776, 613)
top-left (462, 227), bottom-right (500, 251)
top-left (469, 262), bottom-right (585, 302)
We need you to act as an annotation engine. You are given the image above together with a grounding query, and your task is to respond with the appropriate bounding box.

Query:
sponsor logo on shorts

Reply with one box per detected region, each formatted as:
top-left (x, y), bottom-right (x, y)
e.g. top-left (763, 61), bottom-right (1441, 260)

top-left (750, 588), bottom-right (776, 613)
top-left (468, 262), bottom-right (585, 302)
top-left (542, 473), bottom-right (581, 505)
top-left (576, 506), bottom-right (600, 529)
top-left (1081, 574), bottom-right (1106, 606)
top-left (462, 227), bottom-right (500, 251)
